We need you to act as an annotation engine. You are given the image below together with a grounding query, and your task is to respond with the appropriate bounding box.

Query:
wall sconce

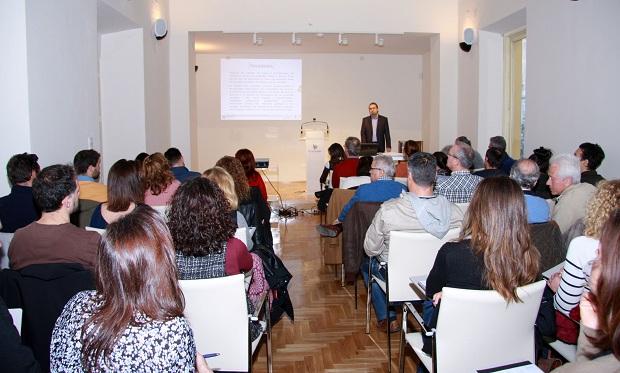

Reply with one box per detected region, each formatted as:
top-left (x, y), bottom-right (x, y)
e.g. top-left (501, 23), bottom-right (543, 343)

top-left (291, 32), bottom-right (302, 46)
top-left (153, 18), bottom-right (168, 40)
top-left (252, 32), bottom-right (263, 46)
top-left (374, 33), bottom-right (384, 47)
top-left (459, 27), bottom-right (477, 52)
top-left (338, 33), bottom-right (348, 46)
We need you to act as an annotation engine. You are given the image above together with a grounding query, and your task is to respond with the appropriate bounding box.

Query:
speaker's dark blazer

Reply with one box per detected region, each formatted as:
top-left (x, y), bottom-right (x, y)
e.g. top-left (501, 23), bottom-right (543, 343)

top-left (360, 115), bottom-right (391, 153)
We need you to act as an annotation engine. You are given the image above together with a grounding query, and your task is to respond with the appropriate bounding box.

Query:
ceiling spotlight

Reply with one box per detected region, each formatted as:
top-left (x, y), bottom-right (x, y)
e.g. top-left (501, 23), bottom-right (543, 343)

top-left (374, 33), bottom-right (384, 47)
top-left (292, 32), bottom-right (302, 46)
top-left (252, 32), bottom-right (263, 46)
top-left (338, 33), bottom-right (348, 46)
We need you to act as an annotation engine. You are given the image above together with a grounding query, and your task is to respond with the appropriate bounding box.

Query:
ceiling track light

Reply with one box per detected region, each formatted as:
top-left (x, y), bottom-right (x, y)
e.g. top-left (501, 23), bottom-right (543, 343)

top-left (338, 33), bottom-right (348, 46)
top-left (252, 32), bottom-right (263, 46)
top-left (291, 32), bottom-right (302, 46)
top-left (374, 33), bottom-right (384, 47)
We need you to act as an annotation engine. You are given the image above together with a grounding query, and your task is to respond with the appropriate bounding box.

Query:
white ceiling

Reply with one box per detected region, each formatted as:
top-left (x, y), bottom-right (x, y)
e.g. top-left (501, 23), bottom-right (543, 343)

top-left (193, 32), bottom-right (433, 55)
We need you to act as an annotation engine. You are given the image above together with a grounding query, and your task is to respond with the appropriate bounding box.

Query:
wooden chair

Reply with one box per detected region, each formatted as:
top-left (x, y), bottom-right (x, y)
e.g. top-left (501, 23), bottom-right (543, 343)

top-left (366, 228), bottom-right (460, 372)
top-left (399, 280), bottom-right (546, 373)
top-left (180, 274), bottom-right (272, 372)
top-left (321, 188), bottom-right (355, 283)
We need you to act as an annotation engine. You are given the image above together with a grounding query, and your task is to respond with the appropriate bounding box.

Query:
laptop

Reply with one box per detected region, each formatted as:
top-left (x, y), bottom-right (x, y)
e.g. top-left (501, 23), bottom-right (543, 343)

top-left (360, 143), bottom-right (379, 157)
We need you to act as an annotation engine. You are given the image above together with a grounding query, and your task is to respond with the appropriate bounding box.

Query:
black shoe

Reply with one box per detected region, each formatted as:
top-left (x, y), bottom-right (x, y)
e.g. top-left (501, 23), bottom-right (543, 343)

top-left (315, 224), bottom-right (343, 237)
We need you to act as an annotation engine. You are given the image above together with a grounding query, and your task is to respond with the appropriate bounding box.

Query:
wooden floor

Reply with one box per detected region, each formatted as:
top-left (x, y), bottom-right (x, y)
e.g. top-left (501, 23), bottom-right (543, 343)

top-left (251, 182), bottom-right (420, 372)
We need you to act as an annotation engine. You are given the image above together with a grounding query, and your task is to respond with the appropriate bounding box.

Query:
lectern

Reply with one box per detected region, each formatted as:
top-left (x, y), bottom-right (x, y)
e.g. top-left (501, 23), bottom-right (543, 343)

top-left (300, 119), bottom-right (329, 195)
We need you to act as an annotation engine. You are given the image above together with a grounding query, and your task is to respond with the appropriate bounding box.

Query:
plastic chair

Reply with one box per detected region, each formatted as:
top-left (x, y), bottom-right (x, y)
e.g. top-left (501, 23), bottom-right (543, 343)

top-left (9, 308), bottom-right (23, 335)
top-left (399, 280), bottom-right (546, 373)
top-left (180, 274), bottom-right (272, 372)
top-left (151, 205), bottom-right (168, 221)
top-left (339, 176), bottom-right (371, 189)
top-left (85, 226), bottom-right (105, 235)
top-left (366, 228), bottom-right (460, 371)
top-left (0, 232), bottom-right (14, 269)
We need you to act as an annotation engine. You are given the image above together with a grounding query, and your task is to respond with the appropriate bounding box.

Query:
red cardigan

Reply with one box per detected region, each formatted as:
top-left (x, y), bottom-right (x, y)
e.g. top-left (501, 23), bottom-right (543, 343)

top-left (247, 171), bottom-right (267, 201)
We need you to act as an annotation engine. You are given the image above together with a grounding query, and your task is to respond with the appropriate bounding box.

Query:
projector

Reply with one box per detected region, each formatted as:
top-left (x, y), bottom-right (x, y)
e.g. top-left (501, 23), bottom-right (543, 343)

top-left (255, 158), bottom-right (270, 169)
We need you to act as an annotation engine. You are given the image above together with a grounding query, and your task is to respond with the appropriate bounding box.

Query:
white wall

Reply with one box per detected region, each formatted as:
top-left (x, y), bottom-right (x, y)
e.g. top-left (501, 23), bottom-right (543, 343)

top-left (195, 54), bottom-right (423, 181)
top-left (169, 0), bottom-right (459, 169)
top-left (525, 0), bottom-right (620, 178)
top-left (0, 1), bottom-right (31, 195)
top-left (26, 0), bottom-right (100, 166)
top-left (100, 29), bottom-right (147, 182)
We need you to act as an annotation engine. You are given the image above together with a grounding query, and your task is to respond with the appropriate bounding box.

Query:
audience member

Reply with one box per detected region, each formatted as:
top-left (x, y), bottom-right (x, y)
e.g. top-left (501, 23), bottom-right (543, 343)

top-left (363, 152), bottom-right (464, 332)
top-left (474, 148), bottom-right (507, 178)
top-left (236, 148), bottom-right (267, 201)
top-left (89, 159), bottom-right (142, 229)
top-left (0, 153), bottom-right (40, 233)
top-left (8, 165), bottom-right (100, 271)
top-left (73, 149), bottom-right (107, 203)
top-left (529, 146), bottom-right (553, 199)
top-left (203, 166), bottom-right (249, 229)
top-left (164, 147), bottom-right (201, 182)
top-left (142, 152), bottom-right (181, 206)
top-left (356, 156), bottom-right (373, 177)
top-left (547, 154), bottom-right (597, 234)
top-left (318, 143), bottom-right (345, 188)
top-left (552, 209), bottom-right (620, 372)
top-left (331, 137), bottom-right (361, 189)
top-left (455, 136), bottom-right (484, 169)
top-left (50, 205), bottom-right (202, 372)
top-left (433, 151), bottom-right (450, 177)
top-left (424, 177), bottom-right (540, 352)
top-left (489, 135), bottom-right (515, 174)
top-left (435, 143), bottom-right (483, 203)
top-left (575, 142), bottom-right (606, 187)
top-left (548, 180), bottom-right (620, 317)
top-left (216, 156), bottom-right (272, 249)
top-left (510, 159), bottom-right (550, 223)
top-left (316, 155), bottom-right (407, 237)
top-left (0, 296), bottom-right (41, 373)
top-left (395, 140), bottom-right (420, 177)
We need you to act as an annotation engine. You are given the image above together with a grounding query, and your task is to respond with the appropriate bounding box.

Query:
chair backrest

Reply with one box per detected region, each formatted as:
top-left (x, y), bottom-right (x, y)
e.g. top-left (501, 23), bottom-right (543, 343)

top-left (180, 274), bottom-right (250, 372)
top-left (339, 176), bottom-right (371, 189)
top-left (435, 280), bottom-right (546, 372)
top-left (387, 228), bottom-right (460, 302)
top-left (0, 232), bottom-right (14, 269)
top-left (85, 226), bottom-right (105, 235)
top-left (151, 205), bottom-right (168, 221)
top-left (70, 199), bottom-right (99, 228)
top-left (9, 308), bottom-right (23, 335)
top-left (530, 220), bottom-right (565, 274)
top-left (394, 177), bottom-right (408, 186)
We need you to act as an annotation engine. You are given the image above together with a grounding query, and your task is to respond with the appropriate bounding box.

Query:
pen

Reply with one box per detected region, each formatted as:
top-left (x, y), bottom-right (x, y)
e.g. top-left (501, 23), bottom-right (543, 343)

top-left (202, 353), bottom-right (220, 359)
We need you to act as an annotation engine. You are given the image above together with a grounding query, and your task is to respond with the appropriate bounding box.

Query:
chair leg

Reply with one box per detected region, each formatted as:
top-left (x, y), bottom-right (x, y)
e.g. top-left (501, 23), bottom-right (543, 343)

top-left (387, 300), bottom-right (391, 373)
top-left (366, 277), bottom-right (372, 334)
top-left (354, 272), bottom-right (358, 310)
top-left (398, 304), bottom-right (407, 373)
top-left (341, 264), bottom-right (345, 287)
top-left (266, 292), bottom-right (273, 373)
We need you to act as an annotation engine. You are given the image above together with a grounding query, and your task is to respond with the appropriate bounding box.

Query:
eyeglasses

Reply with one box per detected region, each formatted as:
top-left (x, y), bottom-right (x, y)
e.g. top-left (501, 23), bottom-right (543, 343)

top-left (370, 167), bottom-right (383, 172)
top-left (447, 153), bottom-right (457, 158)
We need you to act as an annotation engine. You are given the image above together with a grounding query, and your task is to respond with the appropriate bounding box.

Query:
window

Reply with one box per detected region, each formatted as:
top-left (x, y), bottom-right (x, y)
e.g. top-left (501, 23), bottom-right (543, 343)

top-left (503, 30), bottom-right (526, 158)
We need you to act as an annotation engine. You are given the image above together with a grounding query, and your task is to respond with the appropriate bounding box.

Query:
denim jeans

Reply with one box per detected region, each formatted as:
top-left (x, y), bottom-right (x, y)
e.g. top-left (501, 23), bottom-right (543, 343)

top-left (360, 256), bottom-right (397, 322)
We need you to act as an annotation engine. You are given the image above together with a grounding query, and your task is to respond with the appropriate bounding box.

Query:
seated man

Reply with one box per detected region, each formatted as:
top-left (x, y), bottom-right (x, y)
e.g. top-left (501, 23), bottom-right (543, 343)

top-left (73, 149), bottom-right (107, 202)
top-left (489, 135), bottom-right (515, 174)
top-left (473, 148), bottom-right (506, 178)
top-left (164, 147), bottom-right (201, 182)
top-left (317, 155), bottom-right (406, 237)
top-left (510, 159), bottom-right (550, 223)
top-left (331, 137), bottom-right (361, 189)
top-left (547, 154), bottom-right (596, 234)
top-left (435, 143), bottom-right (483, 203)
top-left (9, 164), bottom-right (100, 271)
top-left (0, 153), bottom-right (40, 233)
top-left (364, 152), bottom-right (464, 332)
top-left (575, 142), bottom-right (605, 186)
top-left (455, 136), bottom-right (483, 169)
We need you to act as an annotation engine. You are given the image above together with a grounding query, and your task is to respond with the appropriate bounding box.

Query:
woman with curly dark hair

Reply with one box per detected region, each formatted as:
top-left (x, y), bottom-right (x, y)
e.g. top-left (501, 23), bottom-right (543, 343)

top-left (235, 148), bottom-right (267, 201)
top-left (142, 152), bottom-right (180, 206)
top-left (216, 156), bottom-right (273, 249)
top-left (167, 177), bottom-right (252, 278)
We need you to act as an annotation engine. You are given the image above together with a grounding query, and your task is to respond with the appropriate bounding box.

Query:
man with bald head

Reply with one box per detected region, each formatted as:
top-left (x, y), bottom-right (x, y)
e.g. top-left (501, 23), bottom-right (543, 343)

top-left (510, 159), bottom-right (550, 223)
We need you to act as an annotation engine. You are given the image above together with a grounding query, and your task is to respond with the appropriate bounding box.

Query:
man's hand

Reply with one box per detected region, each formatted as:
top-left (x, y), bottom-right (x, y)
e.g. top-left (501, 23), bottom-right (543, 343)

top-left (579, 293), bottom-right (599, 330)
top-left (196, 353), bottom-right (214, 373)
top-left (432, 291), bottom-right (442, 306)
top-left (386, 147), bottom-right (392, 153)
top-left (547, 271), bottom-right (562, 293)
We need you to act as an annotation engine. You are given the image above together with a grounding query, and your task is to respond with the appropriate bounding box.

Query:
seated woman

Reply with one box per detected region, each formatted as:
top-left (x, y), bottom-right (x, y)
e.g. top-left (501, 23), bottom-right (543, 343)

top-left (167, 177), bottom-right (260, 340)
top-left (50, 205), bottom-right (207, 372)
top-left (395, 140), bottom-right (419, 177)
top-left (424, 177), bottom-right (540, 350)
top-left (89, 159), bottom-right (142, 229)
top-left (553, 209), bottom-right (620, 372)
top-left (548, 180), bottom-right (620, 330)
top-left (216, 156), bottom-right (273, 249)
top-left (235, 148), bottom-right (268, 202)
top-left (203, 166), bottom-right (248, 229)
top-left (142, 152), bottom-right (181, 206)
top-left (319, 143), bottom-right (345, 188)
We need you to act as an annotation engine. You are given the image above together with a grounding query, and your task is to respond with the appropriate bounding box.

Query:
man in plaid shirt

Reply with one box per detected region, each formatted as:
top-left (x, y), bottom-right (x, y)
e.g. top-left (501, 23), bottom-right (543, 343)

top-left (435, 143), bottom-right (483, 203)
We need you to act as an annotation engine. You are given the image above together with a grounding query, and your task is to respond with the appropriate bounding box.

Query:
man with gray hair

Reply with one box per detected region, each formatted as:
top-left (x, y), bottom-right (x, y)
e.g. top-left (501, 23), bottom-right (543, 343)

top-left (435, 143), bottom-right (483, 203)
top-left (363, 152), bottom-right (464, 332)
top-left (510, 159), bottom-right (550, 223)
top-left (317, 154), bottom-right (406, 237)
top-left (331, 137), bottom-right (361, 189)
top-left (546, 154), bottom-right (596, 233)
